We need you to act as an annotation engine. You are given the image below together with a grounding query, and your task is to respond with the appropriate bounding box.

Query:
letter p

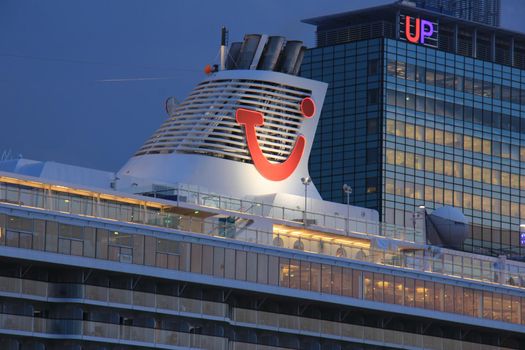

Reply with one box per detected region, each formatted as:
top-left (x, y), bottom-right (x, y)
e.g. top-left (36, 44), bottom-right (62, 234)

top-left (420, 20), bottom-right (434, 44)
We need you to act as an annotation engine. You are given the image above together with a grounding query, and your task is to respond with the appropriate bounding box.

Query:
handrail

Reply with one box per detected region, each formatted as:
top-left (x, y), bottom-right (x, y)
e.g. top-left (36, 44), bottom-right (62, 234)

top-left (0, 180), bottom-right (524, 290)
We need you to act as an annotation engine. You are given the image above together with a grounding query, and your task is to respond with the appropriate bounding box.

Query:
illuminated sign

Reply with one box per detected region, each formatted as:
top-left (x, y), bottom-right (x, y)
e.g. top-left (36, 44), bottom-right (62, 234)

top-left (236, 97), bottom-right (315, 181)
top-left (400, 14), bottom-right (438, 48)
top-left (521, 232), bottom-right (525, 246)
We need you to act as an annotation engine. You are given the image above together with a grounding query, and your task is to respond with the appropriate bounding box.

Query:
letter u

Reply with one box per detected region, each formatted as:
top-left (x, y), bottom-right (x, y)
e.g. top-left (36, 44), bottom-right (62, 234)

top-left (405, 16), bottom-right (420, 43)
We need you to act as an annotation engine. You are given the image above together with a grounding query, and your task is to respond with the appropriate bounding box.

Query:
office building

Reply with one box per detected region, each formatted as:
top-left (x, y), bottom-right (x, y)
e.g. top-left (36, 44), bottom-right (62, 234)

top-left (301, 1), bottom-right (525, 258)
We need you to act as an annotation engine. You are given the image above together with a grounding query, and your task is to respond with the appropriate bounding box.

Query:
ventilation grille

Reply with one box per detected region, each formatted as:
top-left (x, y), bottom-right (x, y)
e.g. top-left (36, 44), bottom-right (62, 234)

top-left (135, 78), bottom-right (312, 164)
top-left (316, 21), bottom-right (394, 47)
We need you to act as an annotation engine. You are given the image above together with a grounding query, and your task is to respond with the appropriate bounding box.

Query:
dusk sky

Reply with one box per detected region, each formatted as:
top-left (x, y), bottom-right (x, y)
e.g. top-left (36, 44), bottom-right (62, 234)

top-left (1, 0), bottom-right (524, 171)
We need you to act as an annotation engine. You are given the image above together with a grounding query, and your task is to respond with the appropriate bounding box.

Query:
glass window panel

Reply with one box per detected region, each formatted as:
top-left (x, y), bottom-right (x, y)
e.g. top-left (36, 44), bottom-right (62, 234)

top-left (300, 261), bottom-right (310, 291)
top-left (310, 263), bottom-right (320, 292)
top-left (395, 150), bottom-right (405, 166)
top-left (463, 193), bottom-right (472, 209)
top-left (463, 288), bottom-right (474, 317)
top-left (332, 266), bottom-right (342, 296)
top-left (394, 276), bottom-right (404, 305)
top-left (415, 183), bottom-right (424, 200)
top-left (463, 164), bottom-right (472, 180)
top-left (416, 66), bottom-right (426, 83)
top-left (405, 123), bottom-right (415, 139)
top-left (444, 285), bottom-right (454, 313)
top-left (482, 139), bottom-right (491, 155)
top-left (190, 244), bottom-right (202, 274)
top-left (406, 63), bottom-right (416, 81)
top-left (435, 70), bottom-right (445, 88)
top-left (483, 291), bottom-right (492, 320)
top-left (387, 59), bottom-right (396, 76)
top-left (473, 137), bottom-right (482, 153)
top-left (386, 119), bottom-right (396, 135)
top-left (246, 252), bottom-right (257, 282)
top-left (342, 268), bottom-right (352, 297)
top-left (425, 68), bottom-right (435, 85)
top-left (396, 61), bottom-right (406, 79)
top-left (406, 93), bottom-right (415, 110)
top-left (434, 158), bottom-right (443, 174)
top-left (373, 273), bottom-right (384, 302)
top-left (415, 280), bottom-right (425, 308)
top-left (454, 286), bottom-right (464, 314)
top-left (493, 293), bottom-right (502, 321)
top-left (444, 160), bottom-right (453, 177)
top-left (404, 278), bottom-right (415, 307)
top-left (395, 121), bottom-right (405, 137)
top-left (383, 275), bottom-right (394, 304)
top-left (435, 129), bottom-right (444, 145)
top-left (415, 154), bottom-right (425, 170)
top-left (236, 251), bottom-right (247, 281)
top-left (289, 260), bottom-right (300, 289)
top-left (434, 283), bottom-right (444, 311)
top-left (406, 152), bottom-right (415, 169)
top-left (425, 127), bottom-right (434, 143)
top-left (444, 132), bottom-right (454, 147)
top-left (364, 272), bottom-right (373, 300)
top-left (415, 125), bottom-right (425, 141)
top-left (416, 95), bottom-right (425, 112)
top-left (321, 264), bottom-right (332, 294)
top-left (385, 178), bottom-right (395, 194)
top-left (279, 257), bottom-right (289, 287)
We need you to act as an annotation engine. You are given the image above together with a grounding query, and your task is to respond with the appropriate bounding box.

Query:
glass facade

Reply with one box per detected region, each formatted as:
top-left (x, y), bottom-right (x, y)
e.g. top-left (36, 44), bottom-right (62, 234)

top-left (301, 39), bottom-right (383, 208)
top-left (411, 0), bottom-right (501, 27)
top-left (1, 211), bottom-right (524, 327)
top-left (301, 38), bottom-right (525, 258)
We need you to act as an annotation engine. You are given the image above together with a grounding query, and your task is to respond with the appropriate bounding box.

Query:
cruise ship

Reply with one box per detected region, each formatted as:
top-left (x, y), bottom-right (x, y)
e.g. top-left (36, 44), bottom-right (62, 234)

top-left (0, 29), bottom-right (524, 350)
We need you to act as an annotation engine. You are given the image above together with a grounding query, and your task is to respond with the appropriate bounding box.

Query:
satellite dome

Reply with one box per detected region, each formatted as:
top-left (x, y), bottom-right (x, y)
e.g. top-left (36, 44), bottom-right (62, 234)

top-left (428, 206), bottom-right (469, 250)
top-left (431, 206), bottom-right (468, 224)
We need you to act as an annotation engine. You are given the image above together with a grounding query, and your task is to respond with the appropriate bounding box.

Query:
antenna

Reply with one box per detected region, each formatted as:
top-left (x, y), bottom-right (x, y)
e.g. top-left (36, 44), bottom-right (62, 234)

top-left (220, 26), bottom-right (229, 71)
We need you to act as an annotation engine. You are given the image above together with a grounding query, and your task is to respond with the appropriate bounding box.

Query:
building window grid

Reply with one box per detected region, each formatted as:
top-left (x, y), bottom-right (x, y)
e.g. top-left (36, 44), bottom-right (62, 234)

top-left (383, 42), bottom-right (525, 256)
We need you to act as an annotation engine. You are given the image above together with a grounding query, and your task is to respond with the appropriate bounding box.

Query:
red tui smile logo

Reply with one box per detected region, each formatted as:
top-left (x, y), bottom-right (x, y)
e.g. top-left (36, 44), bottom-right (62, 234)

top-left (236, 97), bottom-right (316, 181)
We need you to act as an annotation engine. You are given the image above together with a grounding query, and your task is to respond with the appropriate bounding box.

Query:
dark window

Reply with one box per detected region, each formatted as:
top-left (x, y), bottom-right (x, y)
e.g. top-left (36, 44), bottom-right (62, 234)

top-left (435, 70), bottom-right (445, 88)
top-left (366, 148), bottom-right (378, 164)
top-left (366, 177), bottom-right (378, 194)
top-left (454, 104), bottom-right (463, 120)
top-left (406, 93), bottom-right (415, 110)
top-left (416, 66), bottom-right (426, 83)
top-left (386, 89), bottom-right (396, 105)
top-left (366, 119), bottom-right (378, 133)
top-left (464, 77), bottom-right (474, 94)
top-left (387, 59), bottom-right (396, 76)
top-left (511, 116), bottom-right (521, 133)
top-left (492, 112), bottom-right (501, 128)
top-left (445, 72), bottom-right (455, 89)
top-left (367, 58), bottom-right (380, 75)
top-left (473, 108), bottom-right (483, 125)
top-left (367, 88), bottom-right (379, 105)
top-left (406, 63), bottom-right (416, 81)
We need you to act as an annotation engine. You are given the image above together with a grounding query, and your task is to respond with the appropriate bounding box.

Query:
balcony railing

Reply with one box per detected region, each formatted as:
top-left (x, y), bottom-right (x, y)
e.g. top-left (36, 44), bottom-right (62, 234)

top-left (0, 179), bottom-right (524, 290)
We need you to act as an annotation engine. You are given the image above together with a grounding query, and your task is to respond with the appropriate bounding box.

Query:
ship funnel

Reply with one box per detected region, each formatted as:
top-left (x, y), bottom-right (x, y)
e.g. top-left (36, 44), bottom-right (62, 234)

top-left (225, 42), bottom-right (242, 70)
top-left (280, 41), bottom-right (304, 74)
top-left (258, 36), bottom-right (285, 71)
top-left (223, 34), bottom-right (305, 76)
top-left (292, 46), bottom-right (306, 75)
top-left (237, 34), bottom-right (262, 69)
top-left (220, 26), bottom-right (229, 71)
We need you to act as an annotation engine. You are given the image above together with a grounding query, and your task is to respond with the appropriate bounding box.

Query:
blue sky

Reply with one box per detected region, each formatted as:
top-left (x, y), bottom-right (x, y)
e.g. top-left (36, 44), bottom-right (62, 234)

top-left (1, 0), bottom-right (524, 171)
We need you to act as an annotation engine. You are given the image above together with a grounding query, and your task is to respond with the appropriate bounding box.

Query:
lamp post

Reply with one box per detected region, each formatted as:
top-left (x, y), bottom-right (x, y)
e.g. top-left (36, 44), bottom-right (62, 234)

top-left (301, 177), bottom-right (311, 227)
top-left (343, 184), bottom-right (352, 234)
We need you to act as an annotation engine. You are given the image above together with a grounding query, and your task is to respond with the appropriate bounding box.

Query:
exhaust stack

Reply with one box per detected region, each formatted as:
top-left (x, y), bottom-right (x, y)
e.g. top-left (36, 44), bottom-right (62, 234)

top-left (220, 26), bottom-right (228, 71)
